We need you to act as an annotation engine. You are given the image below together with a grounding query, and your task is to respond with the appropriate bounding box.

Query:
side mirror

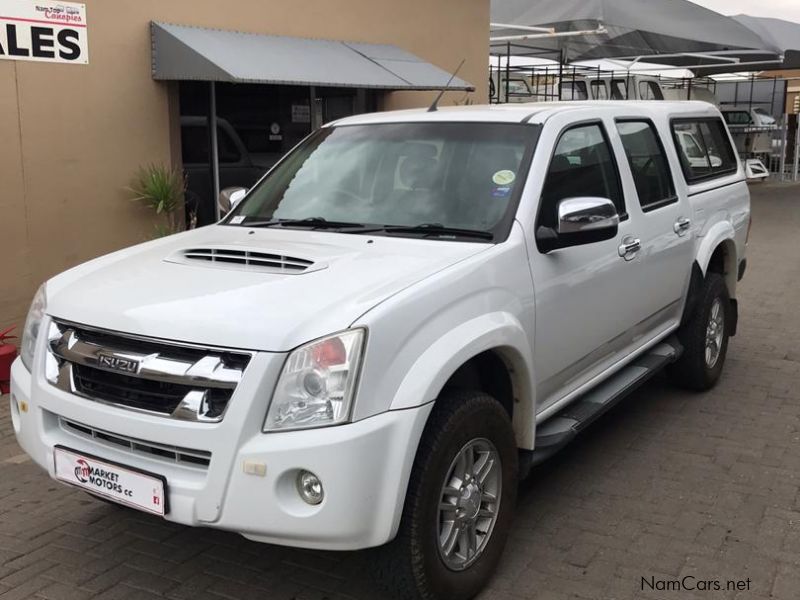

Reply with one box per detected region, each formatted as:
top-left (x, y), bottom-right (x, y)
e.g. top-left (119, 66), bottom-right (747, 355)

top-left (218, 187), bottom-right (247, 217)
top-left (537, 197), bottom-right (619, 253)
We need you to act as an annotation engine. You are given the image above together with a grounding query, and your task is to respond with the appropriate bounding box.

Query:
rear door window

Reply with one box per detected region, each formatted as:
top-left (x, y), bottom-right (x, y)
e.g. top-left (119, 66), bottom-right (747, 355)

top-left (671, 118), bottom-right (738, 183)
top-left (617, 120), bottom-right (676, 211)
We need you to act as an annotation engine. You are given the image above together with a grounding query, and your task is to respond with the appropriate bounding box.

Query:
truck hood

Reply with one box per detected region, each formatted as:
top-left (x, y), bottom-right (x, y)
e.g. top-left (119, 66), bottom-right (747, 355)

top-left (46, 225), bottom-right (489, 351)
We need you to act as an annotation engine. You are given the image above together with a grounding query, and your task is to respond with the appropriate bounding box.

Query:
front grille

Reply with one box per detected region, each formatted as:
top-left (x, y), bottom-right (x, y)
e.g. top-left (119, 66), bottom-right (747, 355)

top-left (71, 364), bottom-right (229, 418)
top-left (59, 417), bottom-right (211, 467)
top-left (47, 320), bottom-right (252, 422)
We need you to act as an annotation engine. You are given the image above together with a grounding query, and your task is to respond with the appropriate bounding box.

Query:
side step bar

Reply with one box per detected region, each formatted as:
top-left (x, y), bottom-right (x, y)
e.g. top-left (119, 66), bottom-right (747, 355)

top-left (520, 336), bottom-right (683, 476)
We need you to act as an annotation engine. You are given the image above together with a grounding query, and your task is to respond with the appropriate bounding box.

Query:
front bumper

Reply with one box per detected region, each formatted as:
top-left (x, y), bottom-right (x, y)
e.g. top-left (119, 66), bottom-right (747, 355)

top-left (10, 355), bottom-right (432, 550)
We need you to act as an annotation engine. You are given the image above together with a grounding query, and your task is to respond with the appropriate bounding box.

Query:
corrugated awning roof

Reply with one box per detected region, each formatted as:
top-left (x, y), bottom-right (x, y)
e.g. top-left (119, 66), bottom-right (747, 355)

top-left (151, 22), bottom-right (474, 91)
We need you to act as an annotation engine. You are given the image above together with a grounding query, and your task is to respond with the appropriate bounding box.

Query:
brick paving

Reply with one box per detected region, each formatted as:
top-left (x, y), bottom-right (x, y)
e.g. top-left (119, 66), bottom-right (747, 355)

top-left (0, 183), bottom-right (799, 600)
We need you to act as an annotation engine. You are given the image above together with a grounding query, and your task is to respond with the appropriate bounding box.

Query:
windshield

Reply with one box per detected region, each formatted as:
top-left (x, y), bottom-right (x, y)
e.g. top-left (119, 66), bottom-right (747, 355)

top-left (225, 122), bottom-right (539, 241)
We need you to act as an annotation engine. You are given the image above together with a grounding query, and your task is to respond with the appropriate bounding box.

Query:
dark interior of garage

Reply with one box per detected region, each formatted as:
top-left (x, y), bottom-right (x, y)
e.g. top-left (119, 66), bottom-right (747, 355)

top-left (178, 81), bottom-right (379, 225)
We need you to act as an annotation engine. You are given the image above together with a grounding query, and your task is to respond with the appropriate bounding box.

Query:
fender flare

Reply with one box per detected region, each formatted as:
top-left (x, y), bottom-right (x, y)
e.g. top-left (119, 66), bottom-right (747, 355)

top-left (695, 220), bottom-right (736, 277)
top-left (389, 311), bottom-right (535, 448)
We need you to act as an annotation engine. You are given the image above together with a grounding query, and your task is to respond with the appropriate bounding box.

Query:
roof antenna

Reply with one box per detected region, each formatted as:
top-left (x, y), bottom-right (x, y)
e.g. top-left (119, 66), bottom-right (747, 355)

top-left (428, 59), bottom-right (466, 112)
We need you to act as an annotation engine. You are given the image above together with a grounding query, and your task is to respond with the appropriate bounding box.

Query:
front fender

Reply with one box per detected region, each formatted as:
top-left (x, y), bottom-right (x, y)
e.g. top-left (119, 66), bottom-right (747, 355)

top-left (389, 312), bottom-right (535, 448)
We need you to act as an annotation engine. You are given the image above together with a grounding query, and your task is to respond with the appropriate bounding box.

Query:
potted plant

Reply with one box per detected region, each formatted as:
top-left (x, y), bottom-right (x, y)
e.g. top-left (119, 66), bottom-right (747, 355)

top-left (128, 164), bottom-right (188, 237)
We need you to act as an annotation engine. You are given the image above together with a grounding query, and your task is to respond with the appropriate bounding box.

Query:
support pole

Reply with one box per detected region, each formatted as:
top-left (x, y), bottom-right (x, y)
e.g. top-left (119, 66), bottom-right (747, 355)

top-left (779, 115), bottom-right (788, 181)
top-left (793, 117), bottom-right (799, 182)
top-left (209, 81), bottom-right (221, 221)
top-left (505, 42), bottom-right (510, 104)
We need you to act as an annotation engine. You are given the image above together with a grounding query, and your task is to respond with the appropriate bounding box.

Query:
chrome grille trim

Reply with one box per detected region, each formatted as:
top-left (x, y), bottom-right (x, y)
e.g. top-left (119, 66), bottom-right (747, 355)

top-left (46, 320), bottom-right (252, 422)
top-left (58, 416), bottom-right (211, 468)
top-left (51, 329), bottom-right (242, 389)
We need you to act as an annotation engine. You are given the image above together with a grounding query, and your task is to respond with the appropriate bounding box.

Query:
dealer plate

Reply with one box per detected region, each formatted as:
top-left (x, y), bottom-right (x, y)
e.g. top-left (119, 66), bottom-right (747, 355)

top-left (53, 446), bottom-right (167, 516)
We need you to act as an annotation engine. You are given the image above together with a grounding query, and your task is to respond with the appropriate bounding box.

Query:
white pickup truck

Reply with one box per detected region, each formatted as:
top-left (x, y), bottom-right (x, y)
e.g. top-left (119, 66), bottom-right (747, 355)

top-left (11, 101), bottom-right (749, 600)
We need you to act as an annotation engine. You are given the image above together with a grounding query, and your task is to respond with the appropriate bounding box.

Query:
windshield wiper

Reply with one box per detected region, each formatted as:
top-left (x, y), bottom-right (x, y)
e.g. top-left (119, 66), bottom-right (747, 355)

top-left (235, 218), bottom-right (493, 240)
top-left (240, 217), bottom-right (366, 230)
top-left (379, 223), bottom-right (494, 240)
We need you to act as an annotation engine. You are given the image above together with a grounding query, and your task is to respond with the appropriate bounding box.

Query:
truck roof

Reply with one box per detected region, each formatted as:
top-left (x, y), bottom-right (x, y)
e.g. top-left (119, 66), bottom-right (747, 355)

top-left (331, 101), bottom-right (721, 127)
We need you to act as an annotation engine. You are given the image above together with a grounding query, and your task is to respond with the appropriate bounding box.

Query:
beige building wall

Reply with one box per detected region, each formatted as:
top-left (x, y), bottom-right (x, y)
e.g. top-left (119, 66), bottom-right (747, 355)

top-left (761, 69), bottom-right (800, 114)
top-left (0, 0), bottom-right (490, 333)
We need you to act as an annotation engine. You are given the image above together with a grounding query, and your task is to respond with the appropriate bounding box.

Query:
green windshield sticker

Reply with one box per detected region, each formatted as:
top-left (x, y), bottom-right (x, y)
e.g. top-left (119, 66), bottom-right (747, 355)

top-left (492, 170), bottom-right (516, 186)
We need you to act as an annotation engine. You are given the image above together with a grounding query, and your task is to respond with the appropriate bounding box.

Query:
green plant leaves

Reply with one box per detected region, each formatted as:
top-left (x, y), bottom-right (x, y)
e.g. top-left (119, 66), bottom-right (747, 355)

top-left (128, 163), bottom-right (187, 237)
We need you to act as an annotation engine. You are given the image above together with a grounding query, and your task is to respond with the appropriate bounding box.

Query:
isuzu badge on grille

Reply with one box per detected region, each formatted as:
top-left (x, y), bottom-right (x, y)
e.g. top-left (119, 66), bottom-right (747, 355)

top-left (96, 353), bottom-right (140, 374)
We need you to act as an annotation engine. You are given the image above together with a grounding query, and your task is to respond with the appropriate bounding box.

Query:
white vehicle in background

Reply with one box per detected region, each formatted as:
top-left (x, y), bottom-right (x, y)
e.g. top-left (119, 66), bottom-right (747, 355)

top-left (490, 74), bottom-right (534, 103)
top-left (11, 101), bottom-right (749, 600)
top-left (560, 73), bottom-right (722, 107)
top-left (675, 129), bottom-right (724, 168)
top-left (490, 70), bottom-right (558, 103)
top-left (661, 84), bottom-right (720, 106)
top-left (561, 74), bottom-right (666, 101)
top-left (720, 107), bottom-right (777, 180)
top-left (721, 106), bottom-right (778, 129)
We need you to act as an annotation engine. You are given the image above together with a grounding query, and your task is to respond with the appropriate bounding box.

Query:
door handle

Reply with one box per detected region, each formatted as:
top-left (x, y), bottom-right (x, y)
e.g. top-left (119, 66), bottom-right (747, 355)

top-left (618, 236), bottom-right (641, 261)
top-left (674, 217), bottom-right (691, 236)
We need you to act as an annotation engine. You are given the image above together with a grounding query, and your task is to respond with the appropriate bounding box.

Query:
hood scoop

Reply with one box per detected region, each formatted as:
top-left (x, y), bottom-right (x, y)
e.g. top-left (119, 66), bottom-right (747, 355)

top-left (165, 246), bottom-right (326, 275)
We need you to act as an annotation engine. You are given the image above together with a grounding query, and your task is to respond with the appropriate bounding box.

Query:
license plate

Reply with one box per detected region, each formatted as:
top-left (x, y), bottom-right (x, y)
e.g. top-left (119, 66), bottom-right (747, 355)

top-left (53, 446), bottom-right (168, 516)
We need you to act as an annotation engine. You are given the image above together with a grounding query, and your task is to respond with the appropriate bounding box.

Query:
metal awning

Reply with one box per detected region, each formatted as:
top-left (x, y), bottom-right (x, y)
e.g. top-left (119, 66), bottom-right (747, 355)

top-left (151, 22), bottom-right (473, 91)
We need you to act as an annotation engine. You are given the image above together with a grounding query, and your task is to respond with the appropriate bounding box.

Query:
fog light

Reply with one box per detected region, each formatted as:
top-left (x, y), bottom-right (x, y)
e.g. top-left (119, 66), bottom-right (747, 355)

top-left (296, 470), bottom-right (324, 505)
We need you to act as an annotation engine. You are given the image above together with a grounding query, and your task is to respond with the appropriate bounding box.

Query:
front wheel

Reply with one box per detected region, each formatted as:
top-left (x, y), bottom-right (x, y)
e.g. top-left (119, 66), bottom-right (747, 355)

top-left (669, 272), bottom-right (731, 391)
top-left (374, 391), bottom-right (518, 600)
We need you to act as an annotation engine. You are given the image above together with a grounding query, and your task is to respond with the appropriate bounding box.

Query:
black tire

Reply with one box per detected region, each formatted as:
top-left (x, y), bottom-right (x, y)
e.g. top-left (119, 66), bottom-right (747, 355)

top-left (374, 391), bottom-right (518, 600)
top-left (669, 272), bottom-right (730, 391)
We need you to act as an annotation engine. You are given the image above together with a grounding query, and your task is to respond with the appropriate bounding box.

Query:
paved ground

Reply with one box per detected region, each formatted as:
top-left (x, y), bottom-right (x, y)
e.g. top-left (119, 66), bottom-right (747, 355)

top-left (1, 183), bottom-right (799, 600)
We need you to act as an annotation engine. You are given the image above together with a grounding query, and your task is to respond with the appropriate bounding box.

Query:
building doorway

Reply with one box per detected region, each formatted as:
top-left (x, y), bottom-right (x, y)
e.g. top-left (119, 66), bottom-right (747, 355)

top-left (178, 81), bottom-right (378, 225)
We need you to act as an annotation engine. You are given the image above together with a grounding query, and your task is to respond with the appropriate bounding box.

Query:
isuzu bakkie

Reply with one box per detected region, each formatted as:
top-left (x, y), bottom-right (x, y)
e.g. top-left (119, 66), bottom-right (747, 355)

top-left (11, 101), bottom-right (750, 600)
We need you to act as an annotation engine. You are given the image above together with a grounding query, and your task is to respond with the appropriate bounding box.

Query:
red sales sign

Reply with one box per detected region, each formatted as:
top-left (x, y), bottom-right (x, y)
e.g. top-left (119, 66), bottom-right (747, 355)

top-left (0, 0), bottom-right (88, 64)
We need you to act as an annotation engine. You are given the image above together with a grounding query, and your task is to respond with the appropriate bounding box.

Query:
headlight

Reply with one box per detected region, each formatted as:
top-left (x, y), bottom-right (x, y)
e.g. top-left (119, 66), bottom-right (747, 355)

top-left (20, 284), bottom-right (47, 372)
top-left (264, 329), bottom-right (365, 432)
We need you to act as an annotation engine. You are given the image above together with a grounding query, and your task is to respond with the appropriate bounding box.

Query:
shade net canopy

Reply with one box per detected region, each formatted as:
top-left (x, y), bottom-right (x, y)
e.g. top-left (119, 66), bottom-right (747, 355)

top-left (733, 15), bottom-right (800, 70)
top-left (491, 0), bottom-right (782, 74)
top-left (151, 22), bottom-right (474, 91)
